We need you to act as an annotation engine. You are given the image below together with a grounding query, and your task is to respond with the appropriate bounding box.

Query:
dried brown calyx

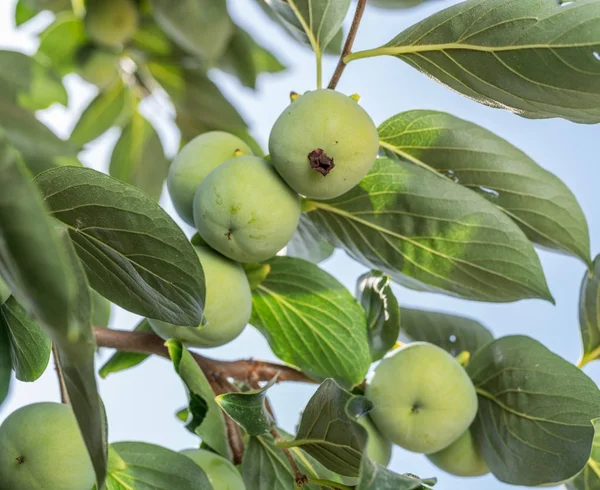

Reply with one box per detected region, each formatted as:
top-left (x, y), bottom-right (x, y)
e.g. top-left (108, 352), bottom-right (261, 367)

top-left (307, 149), bottom-right (335, 176)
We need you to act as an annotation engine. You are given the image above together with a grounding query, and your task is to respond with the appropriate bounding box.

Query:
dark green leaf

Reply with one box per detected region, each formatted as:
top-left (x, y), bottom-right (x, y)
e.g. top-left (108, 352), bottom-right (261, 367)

top-left (36, 13), bottom-right (86, 76)
top-left (466, 335), bottom-right (600, 486)
top-left (150, 0), bottom-right (233, 60)
top-left (361, 0), bottom-right (600, 123)
top-left (149, 63), bottom-right (246, 142)
top-left (0, 297), bottom-right (51, 382)
top-left (250, 257), bottom-right (371, 388)
top-left (401, 307), bottom-right (493, 357)
top-left (109, 111), bottom-right (169, 201)
top-left (242, 435), bottom-right (296, 490)
top-left (263, 0), bottom-right (350, 55)
top-left (566, 420), bottom-right (600, 490)
top-left (0, 134), bottom-right (77, 332)
top-left (579, 255), bottom-right (600, 367)
top-left (286, 213), bottom-right (335, 264)
top-left (280, 379), bottom-right (371, 477)
top-left (0, 96), bottom-right (80, 176)
top-left (0, 320), bottom-right (11, 406)
top-left (357, 458), bottom-right (436, 490)
top-left (52, 230), bottom-right (107, 489)
top-left (378, 110), bottom-right (590, 263)
top-left (69, 82), bottom-right (129, 147)
top-left (99, 320), bottom-right (153, 378)
top-left (219, 25), bottom-right (285, 89)
top-left (0, 50), bottom-right (67, 110)
top-left (106, 442), bottom-right (212, 490)
top-left (0, 276), bottom-right (9, 305)
top-left (304, 158), bottom-right (552, 303)
top-left (35, 166), bottom-right (205, 326)
top-left (167, 340), bottom-right (231, 460)
top-left (356, 270), bottom-right (400, 361)
top-left (216, 377), bottom-right (277, 436)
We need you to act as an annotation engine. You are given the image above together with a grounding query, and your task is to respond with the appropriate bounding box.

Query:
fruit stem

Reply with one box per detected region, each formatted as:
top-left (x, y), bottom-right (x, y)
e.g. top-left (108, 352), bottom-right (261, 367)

top-left (93, 327), bottom-right (317, 384)
top-left (327, 0), bottom-right (368, 90)
top-left (317, 52), bottom-right (323, 89)
top-left (52, 344), bottom-right (70, 404)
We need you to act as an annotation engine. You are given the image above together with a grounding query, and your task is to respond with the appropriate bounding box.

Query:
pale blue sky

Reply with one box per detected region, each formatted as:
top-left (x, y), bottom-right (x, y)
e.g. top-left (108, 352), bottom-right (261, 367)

top-left (0, 1), bottom-right (599, 489)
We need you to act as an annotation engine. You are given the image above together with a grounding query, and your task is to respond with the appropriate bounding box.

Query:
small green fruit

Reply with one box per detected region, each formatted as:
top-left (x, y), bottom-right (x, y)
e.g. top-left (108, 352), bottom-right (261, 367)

top-left (168, 132), bottom-right (253, 226)
top-left (149, 246), bottom-right (252, 347)
top-left (182, 449), bottom-right (245, 490)
top-left (268, 89), bottom-right (379, 200)
top-left (358, 415), bottom-right (392, 466)
top-left (0, 403), bottom-right (95, 490)
top-left (193, 156), bottom-right (301, 263)
top-left (85, 0), bottom-right (138, 48)
top-left (77, 49), bottom-right (120, 90)
top-left (366, 342), bottom-right (478, 454)
top-left (0, 276), bottom-right (11, 306)
top-left (427, 429), bottom-right (489, 477)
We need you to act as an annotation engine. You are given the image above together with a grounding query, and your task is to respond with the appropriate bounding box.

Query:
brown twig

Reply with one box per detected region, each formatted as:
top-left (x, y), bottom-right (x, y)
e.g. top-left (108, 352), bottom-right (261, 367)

top-left (93, 327), bottom-right (316, 384)
top-left (272, 427), bottom-right (307, 487)
top-left (327, 0), bottom-right (368, 90)
top-left (52, 344), bottom-right (70, 404)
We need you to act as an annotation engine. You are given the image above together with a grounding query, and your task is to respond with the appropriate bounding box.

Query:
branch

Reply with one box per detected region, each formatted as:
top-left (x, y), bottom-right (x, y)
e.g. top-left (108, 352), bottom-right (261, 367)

top-left (272, 427), bottom-right (307, 487)
top-left (52, 345), bottom-right (70, 404)
top-left (327, 0), bottom-right (368, 90)
top-left (93, 327), bottom-right (317, 385)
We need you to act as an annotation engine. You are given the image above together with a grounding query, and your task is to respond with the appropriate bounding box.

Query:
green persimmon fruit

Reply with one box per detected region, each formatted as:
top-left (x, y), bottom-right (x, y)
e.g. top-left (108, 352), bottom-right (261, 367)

top-left (182, 449), bottom-right (245, 490)
top-left (358, 415), bottom-right (392, 466)
top-left (0, 403), bottom-right (95, 490)
top-left (78, 49), bottom-right (120, 90)
top-left (0, 276), bottom-right (10, 306)
top-left (193, 156), bottom-right (301, 263)
top-left (369, 0), bottom-right (427, 8)
top-left (91, 289), bottom-right (111, 328)
top-left (85, 0), bottom-right (138, 48)
top-left (149, 246), bottom-right (252, 347)
top-left (168, 132), bottom-right (253, 226)
top-left (427, 429), bottom-right (489, 477)
top-left (268, 89), bottom-right (379, 200)
top-left (366, 342), bottom-right (478, 454)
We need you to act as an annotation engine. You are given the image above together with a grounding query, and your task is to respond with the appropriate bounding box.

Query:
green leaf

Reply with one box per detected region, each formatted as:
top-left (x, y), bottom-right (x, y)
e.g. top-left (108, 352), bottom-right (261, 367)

top-left (109, 111), bottom-right (169, 201)
top-left (304, 158), bottom-right (552, 303)
top-left (149, 63), bottom-right (247, 142)
top-left (354, 0), bottom-right (600, 123)
top-left (36, 13), bottom-right (86, 76)
top-left (91, 289), bottom-right (111, 328)
top-left (357, 458), bottom-right (436, 490)
top-left (400, 307), bottom-right (493, 357)
top-left (52, 230), bottom-right (107, 489)
top-left (566, 420), bottom-right (600, 490)
top-left (578, 255), bottom-right (600, 367)
top-left (378, 110), bottom-right (590, 263)
top-left (167, 340), bottom-right (231, 460)
top-left (69, 82), bottom-right (129, 147)
top-left (15, 0), bottom-right (38, 25)
top-left (0, 320), bottom-right (11, 406)
top-left (250, 256), bottom-right (371, 388)
top-left (35, 166), bottom-right (206, 326)
top-left (466, 335), bottom-right (600, 486)
top-left (286, 213), bottom-right (335, 264)
top-left (99, 320), bottom-right (153, 378)
top-left (106, 442), bottom-right (212, 490)
top-left (218, 25), bottom-right (285, 89)
top-left (356, 270), bottom-right (400, 361)
top-left (242, 435), bottom-right (296, 490)
top-left (150, 0), bottom-right (233, 60)
top-left (0, 50), bottom-right (67, 111)
top-left (0, 96), bottom-right (80, 175)
top-left (0, 134), bottom-right (77, 332)
top-left (0, 297), bottom-right (51, 382)
top-left (263, 0), bottom-right (350, 55)
top-left (216, 376), bottom-right (277, 436)
top-left (280, 379), bottom-right (371, 477)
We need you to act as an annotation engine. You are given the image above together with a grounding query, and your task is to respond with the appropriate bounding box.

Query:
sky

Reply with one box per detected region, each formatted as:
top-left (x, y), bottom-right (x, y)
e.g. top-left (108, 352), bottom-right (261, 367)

top-left (1, 1), bottom-right (599, 489)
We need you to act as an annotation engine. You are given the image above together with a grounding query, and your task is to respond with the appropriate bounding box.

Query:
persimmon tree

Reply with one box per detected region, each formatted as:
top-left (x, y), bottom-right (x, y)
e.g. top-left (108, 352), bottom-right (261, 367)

top-left (0, 0), bottom-right (599, 489)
